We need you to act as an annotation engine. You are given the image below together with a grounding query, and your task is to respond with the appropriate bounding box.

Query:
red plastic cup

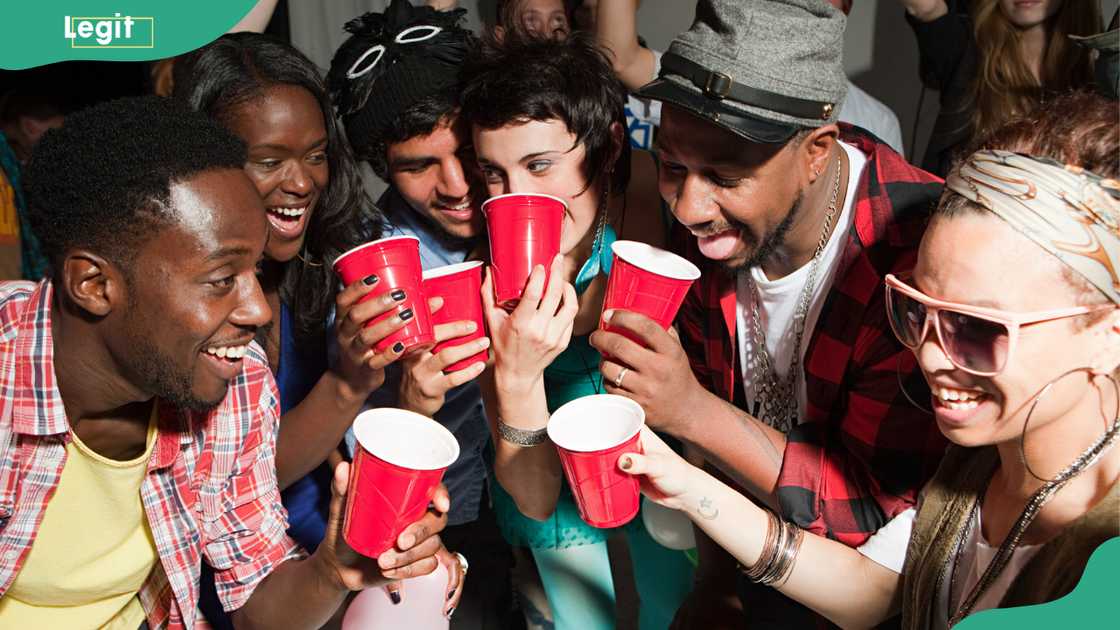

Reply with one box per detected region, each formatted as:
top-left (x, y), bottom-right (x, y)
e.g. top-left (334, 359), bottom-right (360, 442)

top-left (600, 240), bottom-right (701, 348)
top-left (343, 408), bottom-right (460, 559)
top-left (423, 261), bottom-right (489, 373)
top-left (333, 236), bottom-right (434, 354)
top-left (547, 394), bottom-right (645, 528)
top-left (482, 193), bottom-right (566, 309)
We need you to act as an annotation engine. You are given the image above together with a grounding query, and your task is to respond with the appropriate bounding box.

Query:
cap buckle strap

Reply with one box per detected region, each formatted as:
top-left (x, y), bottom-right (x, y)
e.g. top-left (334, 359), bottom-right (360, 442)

top-left (704, 72), bottom-right (733, 100)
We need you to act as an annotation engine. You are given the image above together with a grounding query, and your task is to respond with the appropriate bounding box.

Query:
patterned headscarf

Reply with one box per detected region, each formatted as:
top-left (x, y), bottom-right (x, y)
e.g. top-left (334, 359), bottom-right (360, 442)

top-left (945, 150), bottom-right (1120, 305)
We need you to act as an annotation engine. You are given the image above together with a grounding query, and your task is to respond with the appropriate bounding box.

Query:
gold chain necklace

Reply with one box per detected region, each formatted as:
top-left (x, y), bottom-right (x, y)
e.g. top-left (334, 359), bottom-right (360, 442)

top-left (746, 154), bottom-right (842, 432)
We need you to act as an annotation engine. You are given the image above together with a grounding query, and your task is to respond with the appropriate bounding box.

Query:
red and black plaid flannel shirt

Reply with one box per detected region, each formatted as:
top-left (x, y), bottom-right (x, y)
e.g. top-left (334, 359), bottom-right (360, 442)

top-left (675, 127), bottom-right (949, 547)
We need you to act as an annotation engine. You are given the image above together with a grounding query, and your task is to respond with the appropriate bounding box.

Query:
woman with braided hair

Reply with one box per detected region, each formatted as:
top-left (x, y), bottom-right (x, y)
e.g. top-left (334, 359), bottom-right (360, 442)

top-left (618, 90), bottom-right (1120, 629)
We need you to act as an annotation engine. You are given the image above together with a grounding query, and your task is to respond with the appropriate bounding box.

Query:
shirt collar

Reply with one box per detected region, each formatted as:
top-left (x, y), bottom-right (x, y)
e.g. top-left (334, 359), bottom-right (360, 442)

top-left (11, 280), bottom-right (70, 436)
top-left (11, 280), bottom-right (194, 468)
top-left (149, 400), bottom-right (190, 471)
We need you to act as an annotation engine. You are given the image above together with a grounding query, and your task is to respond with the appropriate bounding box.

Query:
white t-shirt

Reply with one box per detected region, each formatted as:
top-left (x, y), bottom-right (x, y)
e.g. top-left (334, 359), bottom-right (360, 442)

top-left (625, 49), bottom-right (663, 149)
top-left (857, 495), bottom-right (1044, 597)
top-left (839, 80), bottom-right (905, 156)
top-left (858, 507), bottom-right (916, 573)
top-left (735, 140), bottom-right (866, 424)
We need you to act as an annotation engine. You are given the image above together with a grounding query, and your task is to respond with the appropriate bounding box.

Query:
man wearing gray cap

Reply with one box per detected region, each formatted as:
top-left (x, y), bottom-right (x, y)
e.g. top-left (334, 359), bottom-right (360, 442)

top-left (589, 1), bottom-right (947, 626)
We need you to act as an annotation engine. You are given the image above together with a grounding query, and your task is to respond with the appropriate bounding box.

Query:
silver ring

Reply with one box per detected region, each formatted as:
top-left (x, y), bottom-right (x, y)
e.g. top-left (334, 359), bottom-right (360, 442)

top-left (613, 366), bottom-right (629, 389)
top-left (454, 552), bottom-right (469, 575)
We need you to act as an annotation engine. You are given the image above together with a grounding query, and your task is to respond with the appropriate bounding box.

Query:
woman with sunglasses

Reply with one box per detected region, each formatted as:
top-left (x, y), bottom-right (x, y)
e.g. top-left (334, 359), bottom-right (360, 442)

top-left (615, 90), bottom-right (1119, 629)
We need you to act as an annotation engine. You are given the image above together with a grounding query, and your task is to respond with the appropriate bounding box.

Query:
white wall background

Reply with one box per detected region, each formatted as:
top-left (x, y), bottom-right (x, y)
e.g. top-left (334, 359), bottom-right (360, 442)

top-left (628, 0), bottom-right (1119, 164)
top-left (292, 0), bottom-right (1120, 166)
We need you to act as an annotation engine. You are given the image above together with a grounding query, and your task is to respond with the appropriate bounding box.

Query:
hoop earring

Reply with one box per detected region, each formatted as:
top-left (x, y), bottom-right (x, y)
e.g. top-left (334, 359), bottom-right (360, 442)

top-left (1020, 367), bottom-right (1120, 483)
top-left (297, 249), bottom-right (324, 267)
top-left (896, 356), bottom-right (932, 415)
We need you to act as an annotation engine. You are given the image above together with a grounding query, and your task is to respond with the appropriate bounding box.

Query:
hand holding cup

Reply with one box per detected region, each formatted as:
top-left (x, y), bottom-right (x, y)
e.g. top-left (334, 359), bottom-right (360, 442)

top-left (399, 296), bottom-right (491, 417)
top-left (316, 459), bottom-right (450, 593)
top-left (333, 276), bottom-right (415, 398)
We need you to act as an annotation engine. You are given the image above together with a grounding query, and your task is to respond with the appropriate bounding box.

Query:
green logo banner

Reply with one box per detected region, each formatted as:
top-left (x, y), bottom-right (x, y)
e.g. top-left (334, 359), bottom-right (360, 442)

top-left (960, 537), bottom-right (1118, 629)
top-left (2, 1), bottom-right (257, 69)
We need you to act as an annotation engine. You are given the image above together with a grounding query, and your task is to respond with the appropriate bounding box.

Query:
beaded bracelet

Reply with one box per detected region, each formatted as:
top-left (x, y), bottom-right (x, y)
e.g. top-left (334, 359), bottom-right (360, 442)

top-left (496, 418), bottom-right (548, 446)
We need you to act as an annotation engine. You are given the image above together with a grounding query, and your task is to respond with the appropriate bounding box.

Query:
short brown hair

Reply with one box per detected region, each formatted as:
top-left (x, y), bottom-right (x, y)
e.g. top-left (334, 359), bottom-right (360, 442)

top-left (940, 90), bottom-right (1119, 223)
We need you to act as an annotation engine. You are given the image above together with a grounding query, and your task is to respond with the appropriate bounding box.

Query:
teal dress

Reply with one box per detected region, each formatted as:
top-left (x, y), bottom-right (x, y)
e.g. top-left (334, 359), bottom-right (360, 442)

top-left (491, 226), bottom-right (693, 630)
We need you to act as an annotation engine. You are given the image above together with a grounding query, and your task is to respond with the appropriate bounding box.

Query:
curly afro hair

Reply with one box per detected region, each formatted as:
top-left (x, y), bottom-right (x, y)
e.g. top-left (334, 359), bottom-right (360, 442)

top-left (24, 95), bottom-right (247, 277)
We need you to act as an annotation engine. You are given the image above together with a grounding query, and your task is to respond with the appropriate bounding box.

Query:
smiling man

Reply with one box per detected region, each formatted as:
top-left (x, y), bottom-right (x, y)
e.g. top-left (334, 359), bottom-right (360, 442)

top-left (0, 96), bottom-right (447, 629)
top-left (329, 3), bottom-right (511, 627)
top-left (588, 1), bottom-right (948, 627)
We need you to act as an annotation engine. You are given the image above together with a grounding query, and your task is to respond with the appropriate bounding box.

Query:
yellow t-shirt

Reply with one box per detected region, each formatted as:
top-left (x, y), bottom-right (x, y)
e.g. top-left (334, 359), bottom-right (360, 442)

top-left (0, 407), bottom-right (159, 629)
top-left (0, 166), bottom-right (22, 280)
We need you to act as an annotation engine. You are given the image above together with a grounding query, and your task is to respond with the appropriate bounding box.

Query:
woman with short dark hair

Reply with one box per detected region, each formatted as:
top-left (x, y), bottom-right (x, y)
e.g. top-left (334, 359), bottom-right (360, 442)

top-left (460, 31), bottom-right (691, 630)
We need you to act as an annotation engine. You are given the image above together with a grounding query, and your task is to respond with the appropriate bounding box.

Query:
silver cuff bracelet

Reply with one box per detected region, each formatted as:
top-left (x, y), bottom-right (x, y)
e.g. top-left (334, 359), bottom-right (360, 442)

top-left (497, 419), bottom-right (548, 446)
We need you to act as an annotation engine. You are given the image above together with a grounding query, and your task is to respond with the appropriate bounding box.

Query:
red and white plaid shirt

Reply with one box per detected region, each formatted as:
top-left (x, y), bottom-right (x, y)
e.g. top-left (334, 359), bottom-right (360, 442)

top-left (0, 281), bottom-right (303, 629)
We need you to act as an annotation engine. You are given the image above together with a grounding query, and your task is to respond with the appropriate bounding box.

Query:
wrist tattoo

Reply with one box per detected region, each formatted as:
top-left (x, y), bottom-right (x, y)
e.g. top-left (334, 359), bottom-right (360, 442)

top-left (697, 496), bottom-right (719, 520)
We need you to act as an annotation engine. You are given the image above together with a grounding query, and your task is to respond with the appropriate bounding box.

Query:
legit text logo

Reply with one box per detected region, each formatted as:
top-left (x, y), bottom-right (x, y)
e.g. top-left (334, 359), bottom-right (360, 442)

top-left (64, 14), bottom-right (154, 48)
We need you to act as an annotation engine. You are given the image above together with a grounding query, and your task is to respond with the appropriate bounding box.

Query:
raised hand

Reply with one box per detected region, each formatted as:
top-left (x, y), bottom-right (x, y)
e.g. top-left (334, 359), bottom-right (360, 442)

top-left (333, 277), bottom-right (414, 398)
top-left (617, 426), bottom-right (703, 511)
top-left (399, 296), bottom-right (491, 417)
top-left (316, 461), bottom-right (450, 591)
top-left (590, 309), bottom-right (706, 437)
top-left (482, 254), bottom-right (579, 389)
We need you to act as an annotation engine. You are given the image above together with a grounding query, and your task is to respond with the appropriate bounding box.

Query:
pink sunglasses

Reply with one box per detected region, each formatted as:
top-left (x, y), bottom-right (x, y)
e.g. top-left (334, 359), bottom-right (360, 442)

top-left (884, 274), bottom-right (1115, 376)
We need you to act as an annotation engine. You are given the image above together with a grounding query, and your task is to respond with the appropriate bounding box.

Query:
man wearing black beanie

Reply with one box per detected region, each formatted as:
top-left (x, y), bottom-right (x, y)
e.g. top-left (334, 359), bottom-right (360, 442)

top-left (329, 2), bottom-right (512, 628)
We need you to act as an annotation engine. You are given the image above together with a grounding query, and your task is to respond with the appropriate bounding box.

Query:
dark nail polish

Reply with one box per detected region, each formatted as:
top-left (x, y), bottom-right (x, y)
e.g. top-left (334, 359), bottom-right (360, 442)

top-left (363, 274), bottom-right (379, 286)
top-left (390, 590), bottom-right (402, 605)
top-left (399, 308), bottom-right (414, 321)
top-left (447, 588), bottom-right (456, 601)
top-left (391, 289), bottom-right (406, 301)
top-left (392, 342), bottom-right (405, 353)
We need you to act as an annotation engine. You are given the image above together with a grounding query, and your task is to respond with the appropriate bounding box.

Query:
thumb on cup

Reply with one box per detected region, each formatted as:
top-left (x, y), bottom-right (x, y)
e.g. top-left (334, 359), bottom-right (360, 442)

top-left (427, 295), bottom-right (445, 316)
top-left (480, 267), bottom-right (504, 327)
top-left (618, 452), bottom-right (650, 476)
top-left (431, 483), bottom-right (451, 515)
top-left (331, 460), bottom-right (351, 499)
top-left (325, 461), bottom-right (351, 550)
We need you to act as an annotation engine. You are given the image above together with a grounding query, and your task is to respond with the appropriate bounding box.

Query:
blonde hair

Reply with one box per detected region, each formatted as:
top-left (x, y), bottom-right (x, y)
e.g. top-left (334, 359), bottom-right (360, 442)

top-left (968, 0), bottom-right (1100, 142)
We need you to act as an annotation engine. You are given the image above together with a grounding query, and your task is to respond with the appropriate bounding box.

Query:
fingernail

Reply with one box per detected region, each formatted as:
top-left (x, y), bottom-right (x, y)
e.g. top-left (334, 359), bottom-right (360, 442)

top-left (392, 342), bottom-right (405, 353)
top-left (603, 309), bottom-right (614, 323)
top-left (399, 308), bottom-right (414, 321)
top-left (363, 274), bottom-right (379, 286)
top-left (447, 588), bottom-right (456, 601)
top-left (391, 289), bottom-right (406, 301)
top-left (465, 320), bottom-right (477, 332)
top-left (619, 455), bottom-right (633, 470)
top-left (479, 337), bottom-right (491, 348)
top-left (401, 534), bottom-right (415, 548)
top-left (447, 606), bottom-right (456, 619)
top-left (390, 590), bottom-right (402, 605)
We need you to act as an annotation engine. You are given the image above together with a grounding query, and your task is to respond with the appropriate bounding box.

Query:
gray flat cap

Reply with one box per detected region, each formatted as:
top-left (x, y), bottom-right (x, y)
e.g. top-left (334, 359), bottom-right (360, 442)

top-left (638, 0), bottom-right (848, 143)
